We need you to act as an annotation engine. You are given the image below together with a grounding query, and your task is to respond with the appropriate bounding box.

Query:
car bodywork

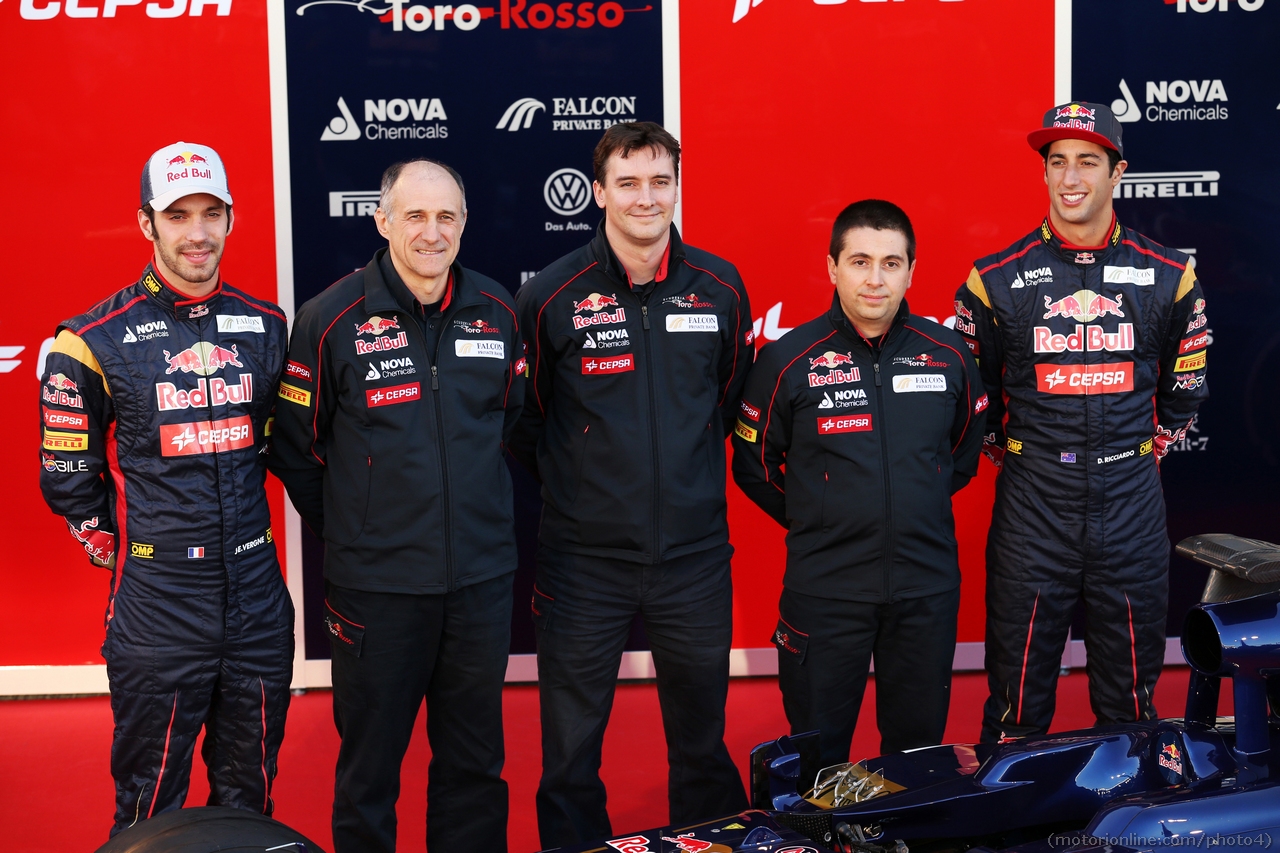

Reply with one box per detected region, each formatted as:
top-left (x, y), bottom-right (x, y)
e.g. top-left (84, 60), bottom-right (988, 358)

top-left (545, 535), bottom-right (1280, 853)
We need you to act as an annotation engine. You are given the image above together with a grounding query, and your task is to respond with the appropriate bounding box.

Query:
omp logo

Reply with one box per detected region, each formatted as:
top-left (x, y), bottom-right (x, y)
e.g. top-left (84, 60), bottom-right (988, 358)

top-left (321, 96), bottom-right (448, 142)
top-left (497, 98), bottom-right (546, 131)
top-left (20, 0), bottom-right (228, 19)
top-left (330, 191), bottom-right (380, 217)
top-left (1116, 170), bottom-right (1219, 200)
top-left (1112, 77), bottom-right (1228, 123)
top-left (733, 0), bottom-right (964, 23)
top-left (545, 168), bottom-right (591, 216)
top-left (1168, 0), bottom-right (1264, 11)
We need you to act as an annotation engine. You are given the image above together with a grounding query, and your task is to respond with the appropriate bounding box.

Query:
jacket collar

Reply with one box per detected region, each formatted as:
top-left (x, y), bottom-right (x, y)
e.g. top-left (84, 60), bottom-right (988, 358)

top-left (138, 263), bottom-right (222, 320)
top-left (361, 248), bottom-right (480, 316)
top-left (828, 291), bottom-right (910, 351)
top-left (1038, 213), bottom-right (1123, 265)
top-left (590, 220), bottom-right (687, 287)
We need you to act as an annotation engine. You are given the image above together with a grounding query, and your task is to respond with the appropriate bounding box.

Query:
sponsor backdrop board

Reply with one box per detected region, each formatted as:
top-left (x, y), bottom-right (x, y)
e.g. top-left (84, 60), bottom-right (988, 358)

top-left (678, 0), bottom-right (1056, 649)
top-left (282, 0), bottom-right (666, 658)
top-left (0, 0), bottom-right (285, 671)
top-left (1072, 0), bottom-right (1280, 634)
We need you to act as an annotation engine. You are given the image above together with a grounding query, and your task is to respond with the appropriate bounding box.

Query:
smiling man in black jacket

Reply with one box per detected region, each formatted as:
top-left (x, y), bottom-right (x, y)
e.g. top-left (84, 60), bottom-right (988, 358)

top-left (733, 200), bottom-right (986, 769)
top-left (511, 122), bottom-right (753, 847)
top-left (270, 159), bottom-right (524, 853)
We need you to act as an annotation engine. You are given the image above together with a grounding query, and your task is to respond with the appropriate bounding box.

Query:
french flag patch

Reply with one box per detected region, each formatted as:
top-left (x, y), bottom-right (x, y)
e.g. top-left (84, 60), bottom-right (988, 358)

top-left (187, 547), bottom-right (205, 559)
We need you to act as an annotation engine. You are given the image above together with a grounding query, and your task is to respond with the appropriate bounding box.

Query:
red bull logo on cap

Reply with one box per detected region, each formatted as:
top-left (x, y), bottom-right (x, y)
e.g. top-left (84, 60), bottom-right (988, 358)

top-left (1055, 103), bottom-right (1097, 121)
top-left (164, 151), bottom-right (214, 183)
top-left (1042, 290), bottom-right (1125, 323)
top-left (163, 342), bottom-right (243, 376)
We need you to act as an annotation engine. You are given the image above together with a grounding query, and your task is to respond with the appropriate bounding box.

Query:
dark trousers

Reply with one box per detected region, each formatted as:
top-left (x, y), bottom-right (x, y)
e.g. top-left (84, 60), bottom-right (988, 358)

top-left (532, 544), bottom-right (748, 848)
top-left (325, 573), bottom-right (513, 853)
top-left (774, 586), bottom-right (960, 769)
top-left (104, 555), bottom-right (293, 837)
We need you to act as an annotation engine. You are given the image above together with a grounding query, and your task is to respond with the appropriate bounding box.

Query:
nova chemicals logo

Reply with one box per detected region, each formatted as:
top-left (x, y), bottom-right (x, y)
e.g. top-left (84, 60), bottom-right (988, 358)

top-left (321, 96), bottom-right (448, 142)
top-left (497, 98), bottom-right (547, 131)
top-left (1111, 77), bottom-right (1228, 123)
top-left (545, 168), bottom-right (591, 216)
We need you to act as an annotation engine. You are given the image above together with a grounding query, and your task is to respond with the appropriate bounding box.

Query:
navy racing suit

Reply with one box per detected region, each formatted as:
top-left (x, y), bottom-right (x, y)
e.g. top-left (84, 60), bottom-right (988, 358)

top-left (954, 217), bottom-right (1209, 741)
top-left (38, 265), bottom-right (293, 835)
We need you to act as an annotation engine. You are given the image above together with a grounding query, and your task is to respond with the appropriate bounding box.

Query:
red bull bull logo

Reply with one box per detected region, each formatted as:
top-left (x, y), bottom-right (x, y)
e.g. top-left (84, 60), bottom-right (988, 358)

top-left (572, 293), bottom-right (626, 330)
top-left (1042, 290), bottom-right (1124, 322)
top-left (660, 834), bottom-right (720, 852)
top-left (573, 292), bottom-right (620, 313)
top-left (808, 350), bottom-right (854, 370)
top-left (355, 315), bottom-right (401, 335)
top-left (1055, 103), bottom-right (1097, 121)
top-left (163, 342), bottom-right (243, 376)
top-left (954, 300), bottom-right (974, 321)
top-left (47, 373), bottom-right (79, 393)
top-left (1159, 742), bottom-right (1184, 776)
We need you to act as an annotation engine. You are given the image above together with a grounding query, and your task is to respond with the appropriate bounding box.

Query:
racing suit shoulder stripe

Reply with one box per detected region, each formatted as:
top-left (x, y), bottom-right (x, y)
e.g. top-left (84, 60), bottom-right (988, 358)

top-left (310, 296), bottom-right (366, 465)
top-left (51, 329), bottom-right (111, 397)
top-left (905, 325), bottom-right (972, 452)
top-left (78, 295), bottom-right (147, 334)
top-left (532, 262), bottom-right (599, 415)
top-left (977, 242), bottom-right (1038, 276)
top-left (964, 267), bottom-right (991, 308)
top-left (762, 330), bottom-right (838, 492)
top-left (1175, 265), bottom-right (1198, 301)
top-left (224, 290), bottom-right (287, 321)
top-left (682, 258), bottom-right (743, 405)
top-left (1120, 238), bottom-right (1186, 272)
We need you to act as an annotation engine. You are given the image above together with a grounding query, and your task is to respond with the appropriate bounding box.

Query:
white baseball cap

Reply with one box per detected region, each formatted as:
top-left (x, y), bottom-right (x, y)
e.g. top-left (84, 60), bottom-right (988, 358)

top-left (140, 141), bottom-right (233, 211)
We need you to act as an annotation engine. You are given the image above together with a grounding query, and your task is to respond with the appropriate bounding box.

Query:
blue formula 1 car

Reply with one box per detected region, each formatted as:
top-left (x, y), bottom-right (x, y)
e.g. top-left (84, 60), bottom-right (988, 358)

top-left (546, 534), bottom-right (1280, 853)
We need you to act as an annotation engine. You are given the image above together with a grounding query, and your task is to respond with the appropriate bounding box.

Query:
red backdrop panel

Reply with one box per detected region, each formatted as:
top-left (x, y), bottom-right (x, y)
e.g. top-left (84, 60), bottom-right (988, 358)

top-left (0, 2), bottom-right (280, 665)
top-left (679, 0), bottom-right (1055, 646)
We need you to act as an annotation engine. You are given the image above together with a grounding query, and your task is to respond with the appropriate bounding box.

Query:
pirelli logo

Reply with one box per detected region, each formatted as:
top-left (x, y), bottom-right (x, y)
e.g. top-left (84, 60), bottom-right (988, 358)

top-left (1175, 351), bottom-right (1207, 373)
top-left (734, 419), bottom-right (758, 443)
top-left (278, 382), bottom-right (312, 406)
top-left (43, 430), bottom-right (88, 451)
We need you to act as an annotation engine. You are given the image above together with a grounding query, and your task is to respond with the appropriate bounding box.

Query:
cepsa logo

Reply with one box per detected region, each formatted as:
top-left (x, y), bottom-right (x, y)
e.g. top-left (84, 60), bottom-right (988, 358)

top-left (732, 0), bottom-right (964, 23)
top-left (19, 0), bottom-right (228, 19)
top-left (295, 0), bottom-right (644, 33)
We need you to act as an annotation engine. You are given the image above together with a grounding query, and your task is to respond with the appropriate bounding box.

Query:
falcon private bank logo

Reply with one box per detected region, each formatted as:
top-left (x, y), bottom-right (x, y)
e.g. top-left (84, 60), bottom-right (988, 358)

top-left (732, 0), bottom-right (964, 24)
top-left (295, 0), bottom-right (650, 33)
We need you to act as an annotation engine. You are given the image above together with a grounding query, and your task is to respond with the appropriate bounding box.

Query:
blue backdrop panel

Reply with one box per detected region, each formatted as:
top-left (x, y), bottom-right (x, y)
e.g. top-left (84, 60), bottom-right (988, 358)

top-left (282, 0), bottom-right (665, 658)
top-left (1073, 0), bottom-right (1280, 641)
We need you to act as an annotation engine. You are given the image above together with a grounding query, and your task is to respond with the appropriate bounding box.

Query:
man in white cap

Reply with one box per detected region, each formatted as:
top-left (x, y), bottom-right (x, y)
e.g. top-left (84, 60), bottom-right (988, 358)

top-left (38, 142), bottom-right (294, 837)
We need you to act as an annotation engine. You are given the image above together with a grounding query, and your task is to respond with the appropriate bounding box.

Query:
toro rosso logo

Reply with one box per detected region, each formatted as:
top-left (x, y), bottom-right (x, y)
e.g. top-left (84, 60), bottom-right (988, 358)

top-left (164, 342), bottom-right (243, 376)
top-left (1043, 290), bottom-right (1124, 322)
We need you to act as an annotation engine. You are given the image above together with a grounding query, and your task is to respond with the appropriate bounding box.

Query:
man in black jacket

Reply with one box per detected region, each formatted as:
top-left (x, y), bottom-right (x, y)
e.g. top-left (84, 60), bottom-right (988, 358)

top-left (511, 122), bottom-right (753, 847)
top-left (270, 159), bottom-right (525, 853)
top-left (955, 103), bottom-right (1209, 742)
top-left (733, 200), bottom-right (985, 768)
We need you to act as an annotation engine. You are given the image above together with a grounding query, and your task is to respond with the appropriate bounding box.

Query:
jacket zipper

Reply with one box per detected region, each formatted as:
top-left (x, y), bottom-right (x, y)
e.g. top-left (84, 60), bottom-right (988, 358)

top-left (401, 310), bottom-right (455, 592)
top-left (872, 358), bottom-right (894, 602)
top-left (640, 301), bottom-right (662, 561)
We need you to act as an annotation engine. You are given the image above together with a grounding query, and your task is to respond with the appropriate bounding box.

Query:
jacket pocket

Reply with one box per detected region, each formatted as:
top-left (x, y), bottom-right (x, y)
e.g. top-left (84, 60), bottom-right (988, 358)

top-left (569, 423), bottom-right (590, 507)
top-left (773, 616), bottom-right (809, 666)
top-left (324, 599), bottom-right (365, 658)
top-left (324, 446), bottom-right (372, 546)
top-left (530, 584), bottom-right (556, 633)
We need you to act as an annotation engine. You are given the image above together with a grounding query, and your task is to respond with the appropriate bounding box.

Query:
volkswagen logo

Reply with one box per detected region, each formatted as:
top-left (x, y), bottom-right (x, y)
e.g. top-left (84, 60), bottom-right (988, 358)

top-left (544, 167), bottom-right (591, 216)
